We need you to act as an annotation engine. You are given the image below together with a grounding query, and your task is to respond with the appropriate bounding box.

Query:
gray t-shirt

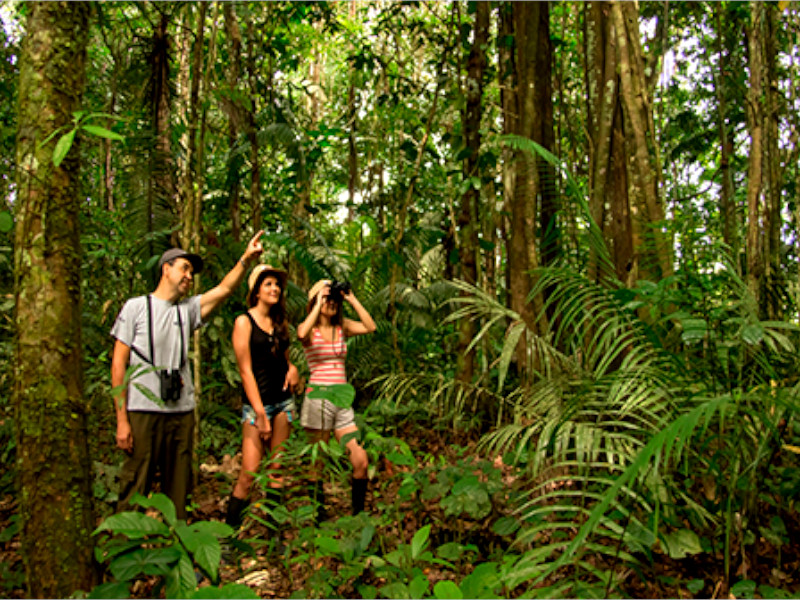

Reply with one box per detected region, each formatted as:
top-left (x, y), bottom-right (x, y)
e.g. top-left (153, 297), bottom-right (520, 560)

top-left (111, 294), bottom-right (204, 413)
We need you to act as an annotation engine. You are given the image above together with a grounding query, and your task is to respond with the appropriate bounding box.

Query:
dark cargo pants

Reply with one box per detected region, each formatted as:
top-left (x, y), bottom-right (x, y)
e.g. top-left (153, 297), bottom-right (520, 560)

top-left (116, 410), bottom-right (195, 520)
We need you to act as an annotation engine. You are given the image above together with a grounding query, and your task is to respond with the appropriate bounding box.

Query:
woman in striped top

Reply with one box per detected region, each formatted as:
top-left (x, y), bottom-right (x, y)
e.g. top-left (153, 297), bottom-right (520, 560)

top-left (298, 279), bottom-right (376, 517)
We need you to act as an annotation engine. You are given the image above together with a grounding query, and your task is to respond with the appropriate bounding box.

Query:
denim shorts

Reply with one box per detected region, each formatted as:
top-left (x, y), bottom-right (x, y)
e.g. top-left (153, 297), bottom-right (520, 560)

top-left (242, 398), bottom-right (296, 425)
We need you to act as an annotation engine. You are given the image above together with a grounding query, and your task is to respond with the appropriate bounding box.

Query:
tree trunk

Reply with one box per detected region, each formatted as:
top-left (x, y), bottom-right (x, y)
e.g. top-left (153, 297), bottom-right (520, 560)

top-left (150, 10), bottom-right (174, 255)
top-left (223, 2), bottom-right (243, 243)
top-left (192, 3), bottom-right (219, 407)
top-left (245, 19), bottom-right (263, 233)
top-left (714, 3), bottom-right (739, 267)
top-left (763, 3), bottom-right (781, 320)
top-left (347, 0), bottom-right (359, 220)
top-left (500, 1), bottom-right (553, 375)
top-left (610, 1), bottom-right (671, 282)
top-left (745, 2), bottom-right (765, 305)
top-left (13, 3), bottom-right (96, 596)
top-left (181, 2), bottom-right (206, 251)
top-left (456, 0), bottom-right (489, 384)
top-left (585, 1), bottom-right (622, 283)
top-left (586, 1), bottom-right (670, 286)
top-left (530, 3), bottom-right (558, 269)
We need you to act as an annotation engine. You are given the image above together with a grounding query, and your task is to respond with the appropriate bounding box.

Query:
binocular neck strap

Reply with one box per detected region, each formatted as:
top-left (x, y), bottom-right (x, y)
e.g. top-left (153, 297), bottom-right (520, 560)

top-left (144, 294), bottom-right (186, 369)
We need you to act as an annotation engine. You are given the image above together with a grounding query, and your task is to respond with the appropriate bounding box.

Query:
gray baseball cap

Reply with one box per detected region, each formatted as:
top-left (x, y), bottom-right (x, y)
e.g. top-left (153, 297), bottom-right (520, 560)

top-left (158, 248), bottom-right (204, 274)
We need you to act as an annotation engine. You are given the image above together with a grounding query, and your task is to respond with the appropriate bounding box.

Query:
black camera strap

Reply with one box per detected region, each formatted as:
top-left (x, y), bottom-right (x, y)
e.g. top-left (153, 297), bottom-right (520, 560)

top-left (130, 295), bottom-right (186, 369)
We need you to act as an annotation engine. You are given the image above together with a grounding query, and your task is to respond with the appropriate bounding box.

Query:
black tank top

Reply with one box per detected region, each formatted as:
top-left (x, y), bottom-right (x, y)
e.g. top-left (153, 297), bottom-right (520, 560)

top-left (241, 312), bottom-right (292, 406)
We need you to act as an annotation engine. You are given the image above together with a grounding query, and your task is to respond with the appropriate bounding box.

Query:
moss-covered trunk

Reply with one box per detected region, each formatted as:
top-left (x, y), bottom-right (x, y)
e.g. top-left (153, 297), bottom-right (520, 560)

top-left (13, 2), bottom-right (96, 597)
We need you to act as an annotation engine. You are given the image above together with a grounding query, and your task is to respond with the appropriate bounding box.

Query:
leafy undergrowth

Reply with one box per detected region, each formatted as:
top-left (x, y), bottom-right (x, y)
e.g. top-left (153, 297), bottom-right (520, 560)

top-left (2, 425), bottom-right (800, 598)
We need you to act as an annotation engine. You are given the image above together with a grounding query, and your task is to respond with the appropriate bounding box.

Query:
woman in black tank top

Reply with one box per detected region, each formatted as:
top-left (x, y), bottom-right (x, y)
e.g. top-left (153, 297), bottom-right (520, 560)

top-left (226, 265), bottom-right (300, 529)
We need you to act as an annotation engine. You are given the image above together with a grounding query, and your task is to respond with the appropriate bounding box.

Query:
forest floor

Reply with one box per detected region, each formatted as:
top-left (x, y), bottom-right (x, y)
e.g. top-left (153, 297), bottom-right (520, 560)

top-left (2, 428), bottom-right (800, 598)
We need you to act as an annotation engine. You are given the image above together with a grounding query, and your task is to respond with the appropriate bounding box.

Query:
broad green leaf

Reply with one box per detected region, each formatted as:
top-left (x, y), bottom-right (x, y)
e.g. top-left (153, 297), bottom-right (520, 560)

top-left (0, 211), bottom-right (12, 233)
top-left (421, 482), bottom-right (449, 501)
top-left (95, 539), bottom-right (143, 563)
top-left (436, 542), bottom-right (465, 562)
top-left (191, 583), bottom-right (260, 599)
top-left (661, 528), bottom-right (703, 559)
top-left (451, 475), bottom-right (480, 495)
top-left (492, 516), bottom-right (520, 536)
top-left (93, 511), bottom-right (170, 538)
top-left (88, 581), bottom-right (130, 599)
top-left (380, 582), bottom-right (411, 599)
top-left (192, 537), bottom-right (222, 583)
top-left (441, 494), bottom-right (467, 517)
top-left (315, 536), bottom-right (341, 555)
top-left (686, 579), bottom-right (705, 594)
top-left (433, 580), bottom-right (463, 600)
top-left (109, 546), bottom-right (182, 581)
top-left (356, 584), bottom-right (378, 599)
top-left (729, 579), bottom-right (756, 598)
top-left (53, 129), bottom-right (76, 167)
top-left (191, 520), bottom-right (234, 539)
top-left (411, 524), bottom-right (431, 560)
top-left (459, 562), bottom-right (500, 598)
top-left (359, 524), bottom-right (376, 553)
top-left (386, 451), bottom-right (416, 466)
top-left (132, 492), bottom-right (176, 526)
top-left (166, 553), bottom-right (196, 599)
top-left (680, 318), bottom-right (707, 343)
top-left (307, 383), bottom-right (355, 408)
top-left (409, 574), bottom-right (430, 599)
top-left (742, 323), bottom-right (764, 345)
top-left (384, 549), bottom-right (404, 568)
top-left (81, 124), bottom-right (125, 141)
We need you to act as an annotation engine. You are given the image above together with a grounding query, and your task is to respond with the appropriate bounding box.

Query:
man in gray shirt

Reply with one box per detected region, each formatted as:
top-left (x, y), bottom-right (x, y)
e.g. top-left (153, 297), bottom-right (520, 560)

top-left (111, 231), bottom-right (265, 520)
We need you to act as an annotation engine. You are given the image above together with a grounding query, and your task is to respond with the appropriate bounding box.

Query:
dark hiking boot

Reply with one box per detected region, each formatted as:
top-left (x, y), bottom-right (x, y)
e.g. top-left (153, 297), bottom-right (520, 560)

top-left (352, 477), bottom-right (368, 515)
top-left (225, 494), bottom-right (249, 529)
top-left (311, 480), bottom-right (328, 525)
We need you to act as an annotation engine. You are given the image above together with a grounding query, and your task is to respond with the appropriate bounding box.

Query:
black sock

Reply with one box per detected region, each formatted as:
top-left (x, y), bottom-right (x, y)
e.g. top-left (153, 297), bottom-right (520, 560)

top-left (352, 478), bottom-right (368, 515)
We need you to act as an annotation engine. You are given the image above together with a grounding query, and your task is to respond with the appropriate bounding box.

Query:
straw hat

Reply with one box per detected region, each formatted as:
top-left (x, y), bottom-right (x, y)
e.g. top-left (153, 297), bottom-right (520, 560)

top-left (248, 264), bottom-right (288, 306)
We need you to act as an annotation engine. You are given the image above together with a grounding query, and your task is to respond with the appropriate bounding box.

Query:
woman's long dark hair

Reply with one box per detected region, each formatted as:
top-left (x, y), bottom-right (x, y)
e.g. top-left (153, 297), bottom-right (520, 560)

top-left (250, 272), bottom-right (289, 350)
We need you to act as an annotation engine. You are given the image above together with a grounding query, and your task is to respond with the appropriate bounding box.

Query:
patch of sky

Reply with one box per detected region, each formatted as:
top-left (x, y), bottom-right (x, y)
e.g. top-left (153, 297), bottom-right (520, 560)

top-left (0, 2), bottom-right (21, 46)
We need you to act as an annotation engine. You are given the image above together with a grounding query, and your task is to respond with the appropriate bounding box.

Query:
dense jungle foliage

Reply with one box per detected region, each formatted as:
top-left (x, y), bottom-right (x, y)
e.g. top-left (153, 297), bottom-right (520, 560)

top-left (2, 1), bottom-right (800, 598)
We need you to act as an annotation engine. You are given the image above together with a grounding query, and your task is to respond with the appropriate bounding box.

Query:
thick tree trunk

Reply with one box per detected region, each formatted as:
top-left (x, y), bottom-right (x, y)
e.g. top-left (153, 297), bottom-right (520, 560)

top-left (586, 1), bottom-right (670, 285)
top-left (586, 1), bottom-right (622, 283)
top-left (456, 0), bottom-right (489, 383)
top-left (500, 1), bottom-right (553, 373)
top-left (529, 3), bottom-right (558, 269)
top-left (610, 1), bottom-right (671, 281)
top-left (13, 3), bottom-right (96, 596)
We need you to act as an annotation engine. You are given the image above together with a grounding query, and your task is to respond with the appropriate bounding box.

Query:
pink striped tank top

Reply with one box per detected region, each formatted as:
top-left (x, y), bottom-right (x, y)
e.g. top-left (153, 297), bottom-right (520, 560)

top-left (304, 326), bottom-right (347, 386)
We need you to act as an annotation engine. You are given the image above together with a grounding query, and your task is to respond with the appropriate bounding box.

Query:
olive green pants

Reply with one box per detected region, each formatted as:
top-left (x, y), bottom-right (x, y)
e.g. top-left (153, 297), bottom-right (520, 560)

top-left (116, 410), bottom-right (195, 520)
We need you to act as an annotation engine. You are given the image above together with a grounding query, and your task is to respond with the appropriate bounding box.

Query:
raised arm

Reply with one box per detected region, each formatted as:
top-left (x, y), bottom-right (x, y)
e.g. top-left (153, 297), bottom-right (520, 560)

top-left (342, 290), bottom-right (377, 337)
top-left (297, 286), bottom-right (326, 342)
top-left (232, 314), bottom-right (270, 439)
top-left (199, 230), bottom-right (264, 321)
